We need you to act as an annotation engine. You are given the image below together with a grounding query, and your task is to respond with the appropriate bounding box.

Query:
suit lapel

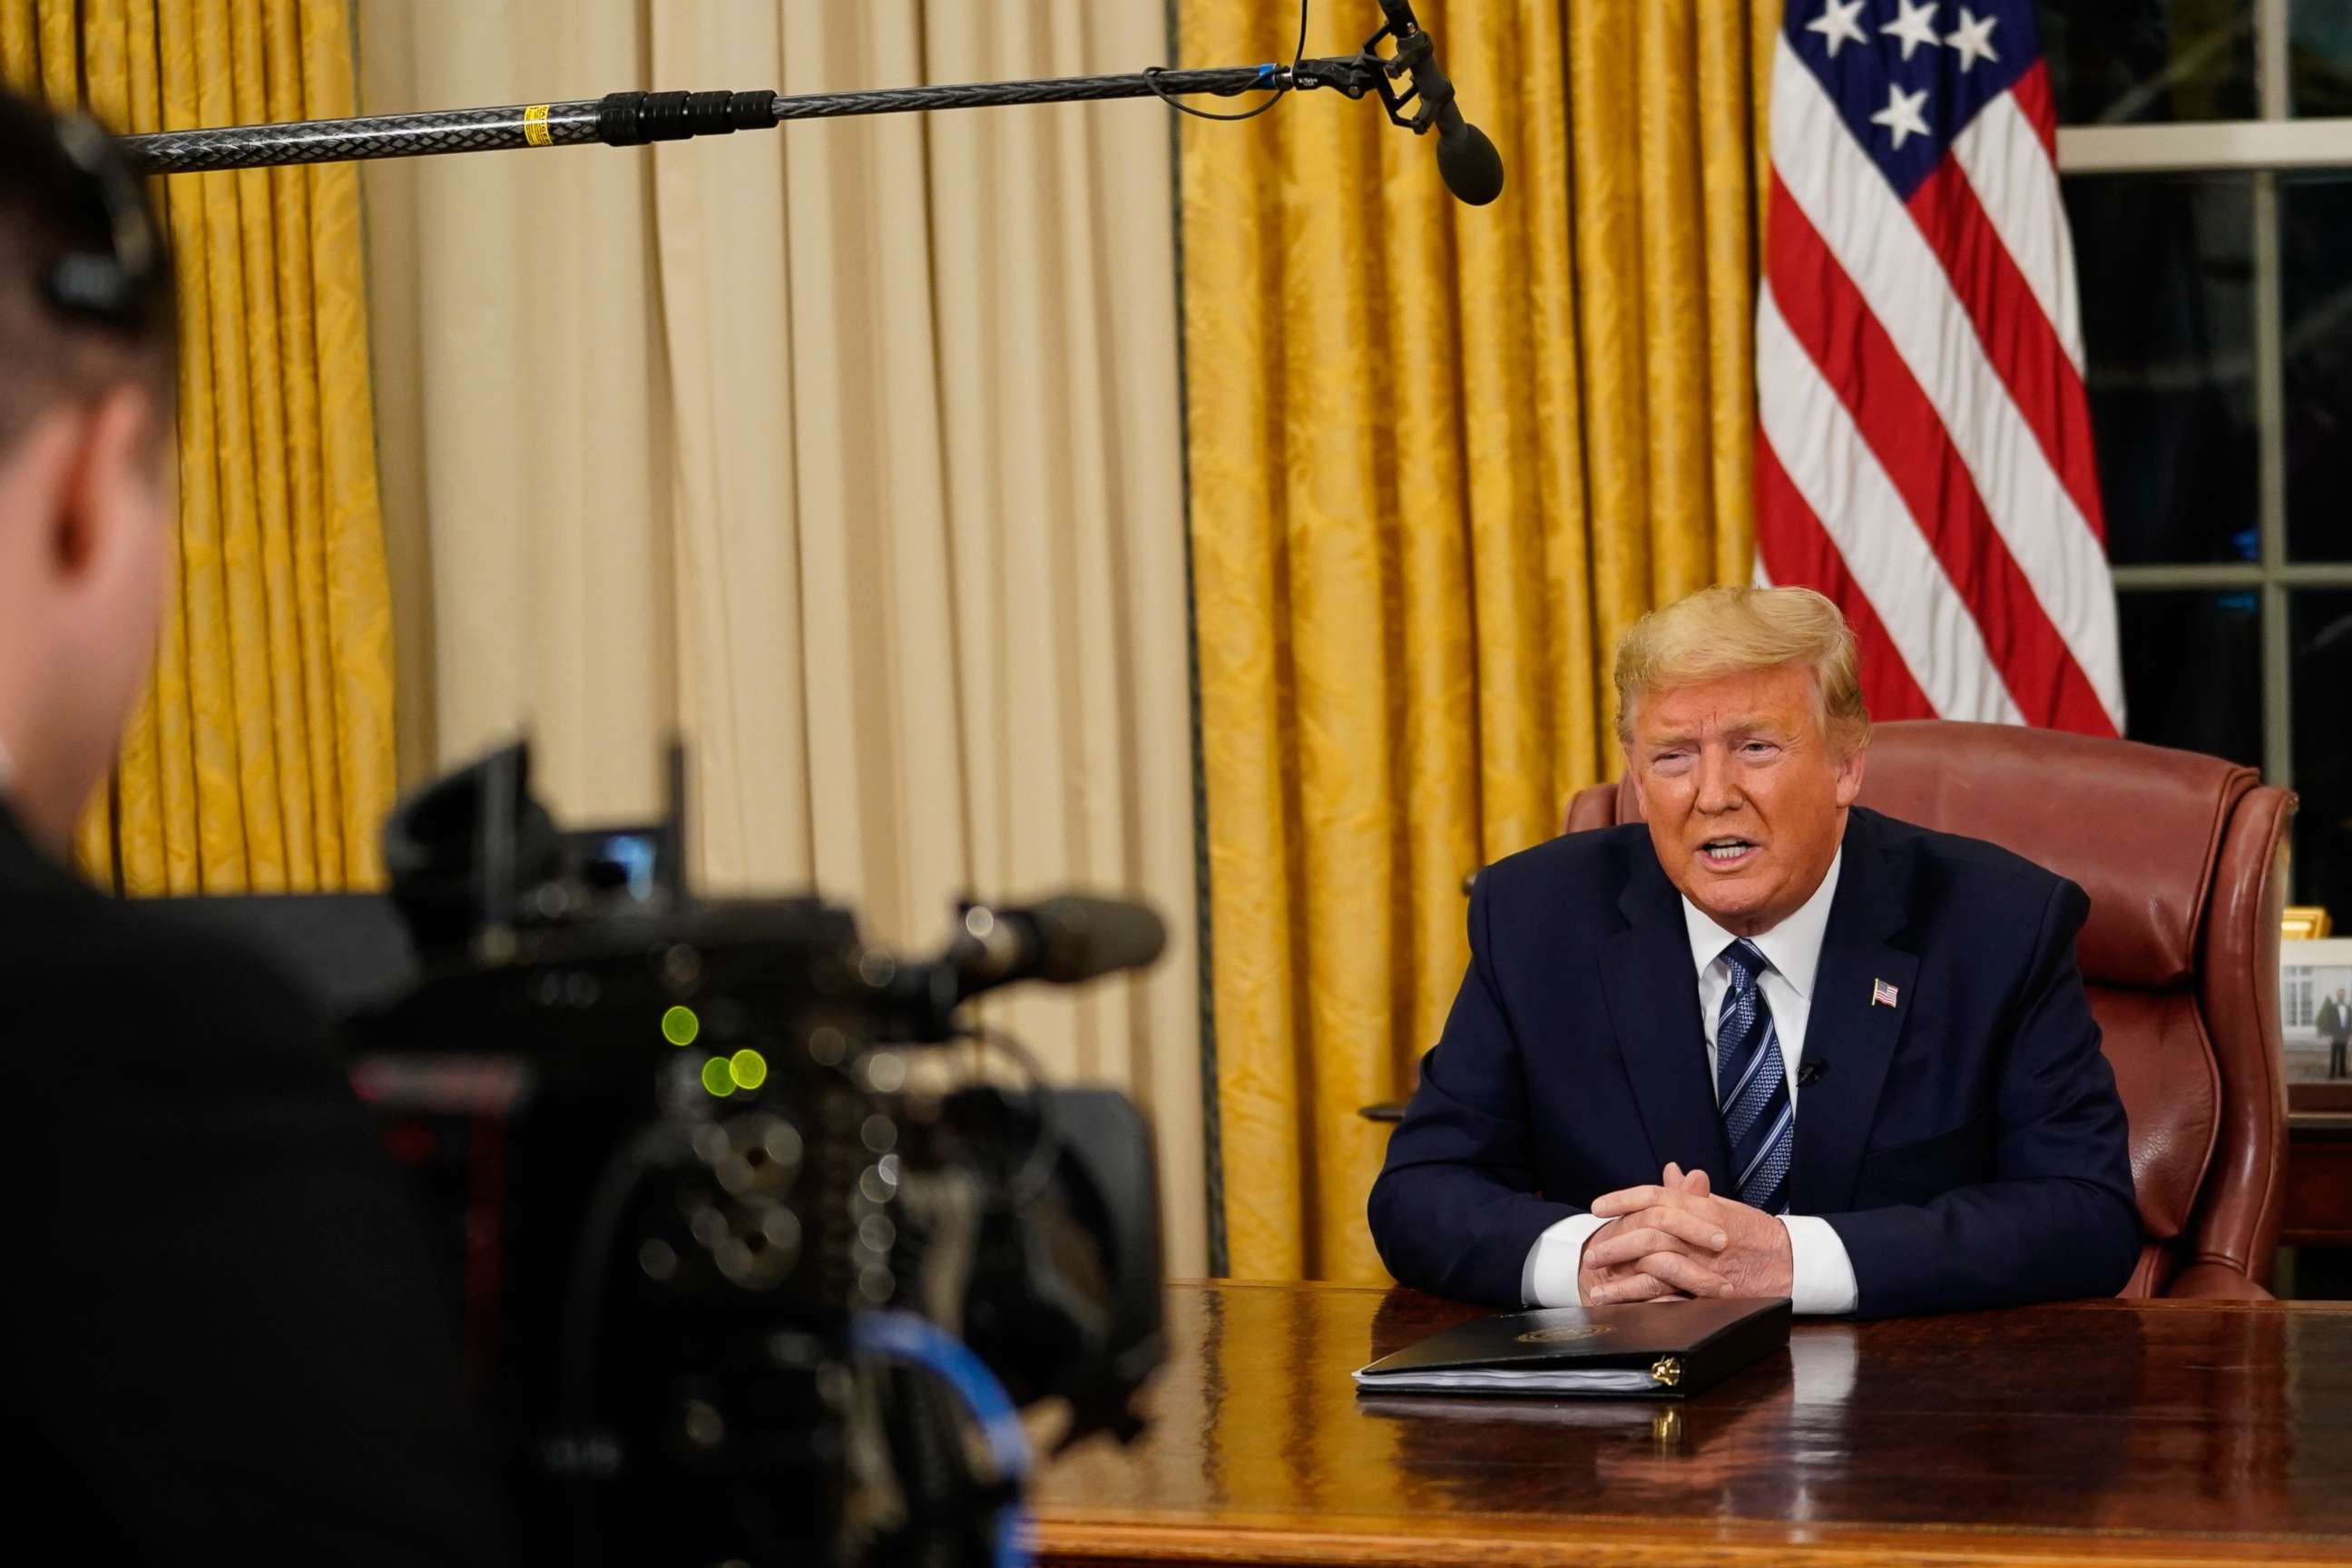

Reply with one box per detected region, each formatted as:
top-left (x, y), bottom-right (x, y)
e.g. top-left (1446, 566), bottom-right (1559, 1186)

top-left (1597, 852), bottom-right (1734, 1184)
top-left (1791, 808), bottom-right (1917, 1214)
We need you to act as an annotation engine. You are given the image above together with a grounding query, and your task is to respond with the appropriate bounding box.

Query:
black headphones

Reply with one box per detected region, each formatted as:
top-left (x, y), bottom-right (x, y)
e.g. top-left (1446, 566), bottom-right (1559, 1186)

top-left (39, 112), bottom-right (162, 333)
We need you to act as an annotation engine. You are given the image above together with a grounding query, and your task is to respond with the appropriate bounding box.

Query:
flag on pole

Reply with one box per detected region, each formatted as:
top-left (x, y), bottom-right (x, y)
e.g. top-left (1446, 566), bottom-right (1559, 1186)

top-left (1756, 0), bottom-right (2123, 735)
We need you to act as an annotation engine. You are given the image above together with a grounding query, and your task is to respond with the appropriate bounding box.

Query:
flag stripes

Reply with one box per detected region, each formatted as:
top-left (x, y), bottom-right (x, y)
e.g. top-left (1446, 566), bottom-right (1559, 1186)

top-left (1758, 5), bottom-right (2122, 735)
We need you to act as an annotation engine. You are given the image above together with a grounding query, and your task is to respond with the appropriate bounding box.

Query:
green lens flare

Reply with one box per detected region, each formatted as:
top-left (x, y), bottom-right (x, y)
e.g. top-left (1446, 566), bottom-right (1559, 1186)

top-left (729, 1048), bottom-right (769, 1091)
top-left (662, 1005), bottom-right (701, 1047)
top-left (700, 1055), bottom-right (734, 1097)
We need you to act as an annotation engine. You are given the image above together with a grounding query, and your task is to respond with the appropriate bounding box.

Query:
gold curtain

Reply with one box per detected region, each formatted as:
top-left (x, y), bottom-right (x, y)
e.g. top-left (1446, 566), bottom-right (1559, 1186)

top-left (1181, 0), bottom-right (1779, 1283)
top-left (1, 0), bottom-right (396, 896)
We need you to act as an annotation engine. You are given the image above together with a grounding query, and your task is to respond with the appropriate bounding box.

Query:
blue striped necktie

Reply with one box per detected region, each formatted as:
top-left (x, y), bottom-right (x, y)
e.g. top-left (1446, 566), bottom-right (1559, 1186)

top-left (1716, 938), bottom-right (1793, 1216)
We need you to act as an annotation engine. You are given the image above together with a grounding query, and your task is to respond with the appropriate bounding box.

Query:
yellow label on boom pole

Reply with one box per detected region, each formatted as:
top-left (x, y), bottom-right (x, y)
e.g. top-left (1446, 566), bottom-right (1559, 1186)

top-left (523, 103), bottom-right (552, 147)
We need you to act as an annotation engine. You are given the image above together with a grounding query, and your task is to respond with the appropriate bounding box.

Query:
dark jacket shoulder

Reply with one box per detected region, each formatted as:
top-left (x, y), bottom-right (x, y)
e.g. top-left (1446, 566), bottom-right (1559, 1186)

top-left (1471, 818), bottom-right (1654, 913)
top-left (1854, 806), bottom-right (2085, 939)
top-left (0, 824), bottom-right (347, 1102)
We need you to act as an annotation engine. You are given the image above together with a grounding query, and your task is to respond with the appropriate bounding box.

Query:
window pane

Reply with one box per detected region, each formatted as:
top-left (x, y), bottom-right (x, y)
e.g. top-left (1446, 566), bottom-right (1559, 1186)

top-left (2292, 592), bottom-right (2352, 913)
top-left (2120, 590), bottom-right (2262, 767)
top-left (2067, 174), bottom-right (2259, 565)
top-left (2292, 1), bottom-right (2352, 117)
top-left (2282, 172), bottom-right (2352, 561)
top-left (2040, 1), bottom-right (2256, 125)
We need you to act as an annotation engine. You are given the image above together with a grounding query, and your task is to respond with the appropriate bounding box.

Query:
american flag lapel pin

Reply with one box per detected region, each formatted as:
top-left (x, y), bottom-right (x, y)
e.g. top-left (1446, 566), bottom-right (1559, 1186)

top-left (1871, 977), bottom-right (1900, 1008)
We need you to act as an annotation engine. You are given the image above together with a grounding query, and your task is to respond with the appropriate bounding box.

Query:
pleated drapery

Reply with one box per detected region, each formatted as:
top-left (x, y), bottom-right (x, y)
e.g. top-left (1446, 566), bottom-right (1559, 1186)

top-left (1, 0), bottom-right (397, 897)
top-left (358, 0), bottom-right (1208, 1276)
top-left (1181, 0), bottom-right (1779, 1284)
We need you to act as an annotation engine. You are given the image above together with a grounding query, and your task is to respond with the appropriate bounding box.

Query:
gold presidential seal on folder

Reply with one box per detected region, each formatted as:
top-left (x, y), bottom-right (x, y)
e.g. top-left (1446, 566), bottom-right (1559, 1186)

top-left (1517, 1325), bottom-right (1615, 1345)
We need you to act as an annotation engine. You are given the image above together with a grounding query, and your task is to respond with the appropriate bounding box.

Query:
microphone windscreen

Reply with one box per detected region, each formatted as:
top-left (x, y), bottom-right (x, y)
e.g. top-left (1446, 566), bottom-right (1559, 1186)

top-left (1437, 121), bottom-right (1504, 207)
top-left (1026, 896), bottom-right (1167, 984)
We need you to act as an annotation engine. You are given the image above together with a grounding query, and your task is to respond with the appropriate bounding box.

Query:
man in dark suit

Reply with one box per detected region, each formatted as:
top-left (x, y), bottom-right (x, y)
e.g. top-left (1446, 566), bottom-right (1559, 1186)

top-left (0, 89), bottom-right (505, 1563)
top-left (1369, 584), bottom-right (2141, 1319)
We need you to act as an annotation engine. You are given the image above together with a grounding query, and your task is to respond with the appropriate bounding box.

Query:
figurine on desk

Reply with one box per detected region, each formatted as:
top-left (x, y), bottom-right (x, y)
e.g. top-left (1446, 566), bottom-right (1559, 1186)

top-left (2322, 988), bottom-right (2350, 1081)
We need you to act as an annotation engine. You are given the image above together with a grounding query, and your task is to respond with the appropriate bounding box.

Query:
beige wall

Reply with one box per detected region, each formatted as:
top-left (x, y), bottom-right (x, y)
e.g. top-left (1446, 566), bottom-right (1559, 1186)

top-left (357, 0), bottom-right (1207, 1274)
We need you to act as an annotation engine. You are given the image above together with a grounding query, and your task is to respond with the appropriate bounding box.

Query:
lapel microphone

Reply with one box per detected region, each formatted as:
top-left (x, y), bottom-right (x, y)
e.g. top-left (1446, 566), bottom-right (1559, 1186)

top-left (1798, 1060), bottom-right (1829, 1088)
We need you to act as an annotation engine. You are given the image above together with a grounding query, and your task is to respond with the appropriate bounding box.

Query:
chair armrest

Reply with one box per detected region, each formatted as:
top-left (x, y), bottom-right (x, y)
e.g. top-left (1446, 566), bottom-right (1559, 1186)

top-left (2161, 1261), bottom-right (2275, 1301)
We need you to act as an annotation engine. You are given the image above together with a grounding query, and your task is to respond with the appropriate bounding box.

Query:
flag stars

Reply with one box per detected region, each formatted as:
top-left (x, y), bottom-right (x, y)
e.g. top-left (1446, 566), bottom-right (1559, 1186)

top-left (1807, 0), bottom-right (1868, 57)
top-left (1881, 0), bottom-right (1942, 61)
top-left (1870, 82), bottom-right (1932, 148)
top-left (1944, 6), bottom-right (2000, 72)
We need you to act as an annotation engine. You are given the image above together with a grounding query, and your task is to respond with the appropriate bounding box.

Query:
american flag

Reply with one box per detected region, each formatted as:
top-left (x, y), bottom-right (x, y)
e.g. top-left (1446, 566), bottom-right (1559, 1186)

top-left (1756, 0), bottom-right (2123, 736)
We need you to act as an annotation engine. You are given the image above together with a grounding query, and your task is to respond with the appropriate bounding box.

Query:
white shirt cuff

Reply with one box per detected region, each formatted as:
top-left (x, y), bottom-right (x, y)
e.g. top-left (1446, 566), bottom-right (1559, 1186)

top-left (1522, 1212), bottom-right (1608, 1307)
top-left (1780, 1213), bottom-right (1860, 1315)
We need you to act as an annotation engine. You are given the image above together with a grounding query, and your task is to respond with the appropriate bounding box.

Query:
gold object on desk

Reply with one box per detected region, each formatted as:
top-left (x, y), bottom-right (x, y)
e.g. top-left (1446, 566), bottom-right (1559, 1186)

top-left (1648, 1355), bottom-right (1682, 1387)
top-left (2286, 906), bottom-right (2334, 940)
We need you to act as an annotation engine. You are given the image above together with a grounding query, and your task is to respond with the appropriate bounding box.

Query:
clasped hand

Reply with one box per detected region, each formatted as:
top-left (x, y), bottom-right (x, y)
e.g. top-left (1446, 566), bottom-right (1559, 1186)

top-left (1575, 1162), bottom-right (1794, 1306)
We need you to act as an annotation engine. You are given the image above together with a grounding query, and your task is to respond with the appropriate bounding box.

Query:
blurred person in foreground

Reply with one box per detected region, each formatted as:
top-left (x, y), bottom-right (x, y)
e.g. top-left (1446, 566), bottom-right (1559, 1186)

top-left (0, 86), bottom-right (504, 1563)
top-left (1370, 584), bottom-right (2141, 1318)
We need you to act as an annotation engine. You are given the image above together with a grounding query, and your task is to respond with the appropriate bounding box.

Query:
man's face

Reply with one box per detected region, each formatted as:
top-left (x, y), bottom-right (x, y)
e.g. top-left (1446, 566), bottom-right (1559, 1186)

top-left (1626, 662), bottom-right (1863, 937)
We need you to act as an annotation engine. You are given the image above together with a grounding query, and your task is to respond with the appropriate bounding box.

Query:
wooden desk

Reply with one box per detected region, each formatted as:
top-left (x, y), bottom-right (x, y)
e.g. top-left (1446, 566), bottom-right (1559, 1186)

top-left (1031, 1281), bottom-right (2352, 1567)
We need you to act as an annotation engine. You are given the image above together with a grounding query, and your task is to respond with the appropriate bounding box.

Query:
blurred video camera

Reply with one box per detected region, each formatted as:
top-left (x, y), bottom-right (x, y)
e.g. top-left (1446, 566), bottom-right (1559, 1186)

top-left (294, 742), bottom-right (1166, 1568)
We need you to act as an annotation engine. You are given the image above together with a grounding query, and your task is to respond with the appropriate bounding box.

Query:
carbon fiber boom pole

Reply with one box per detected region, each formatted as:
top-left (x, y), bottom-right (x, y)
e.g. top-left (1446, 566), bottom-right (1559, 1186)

top-left (114, 63), bottom-right (1383, 177)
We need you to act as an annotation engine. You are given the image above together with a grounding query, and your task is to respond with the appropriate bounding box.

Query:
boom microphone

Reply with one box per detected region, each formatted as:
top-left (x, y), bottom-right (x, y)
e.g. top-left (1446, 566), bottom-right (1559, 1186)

top-left (1375, 0), bottom-right (1504, 206)
top-left (110, 2), bottom-right (1509, 210)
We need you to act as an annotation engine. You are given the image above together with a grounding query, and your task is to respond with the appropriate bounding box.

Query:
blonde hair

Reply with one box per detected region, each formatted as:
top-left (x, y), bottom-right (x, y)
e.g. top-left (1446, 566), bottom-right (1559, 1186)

top-left (1612, 584), bottom-right (1870, 753)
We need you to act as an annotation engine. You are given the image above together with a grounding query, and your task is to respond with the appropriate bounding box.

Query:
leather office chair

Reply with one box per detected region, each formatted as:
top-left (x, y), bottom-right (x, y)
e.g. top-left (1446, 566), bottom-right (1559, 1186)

top-left (1563, 719), bottom-right (2294, 1300)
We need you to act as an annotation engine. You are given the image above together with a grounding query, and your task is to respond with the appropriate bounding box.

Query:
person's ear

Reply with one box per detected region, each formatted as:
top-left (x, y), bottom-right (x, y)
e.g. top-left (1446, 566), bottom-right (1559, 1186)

top-left (54, 383), bottom-right (162, 584)
top-left (1833, 737), bottom-right (1867, 808)
top-left (1624, 740), bottom-right (1651, 818)
top-left (1621, 711), bottom-right (1650, 815)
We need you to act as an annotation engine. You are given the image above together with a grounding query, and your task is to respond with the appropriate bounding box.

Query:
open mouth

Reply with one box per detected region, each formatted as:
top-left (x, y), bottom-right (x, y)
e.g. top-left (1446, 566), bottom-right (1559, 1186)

top-left (1699, 838), bottom-right (1759, 868)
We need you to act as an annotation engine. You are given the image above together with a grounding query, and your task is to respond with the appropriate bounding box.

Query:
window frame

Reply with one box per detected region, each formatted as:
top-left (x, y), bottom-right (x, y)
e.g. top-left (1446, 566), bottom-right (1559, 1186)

top-left (2058, 0), bottom-right (2352, 848)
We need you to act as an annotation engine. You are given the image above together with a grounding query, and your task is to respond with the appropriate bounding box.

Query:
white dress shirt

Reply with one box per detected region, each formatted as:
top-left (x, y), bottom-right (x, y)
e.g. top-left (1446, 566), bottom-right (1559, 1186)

top-left (1522, 848), bottom-right (1862, 1315)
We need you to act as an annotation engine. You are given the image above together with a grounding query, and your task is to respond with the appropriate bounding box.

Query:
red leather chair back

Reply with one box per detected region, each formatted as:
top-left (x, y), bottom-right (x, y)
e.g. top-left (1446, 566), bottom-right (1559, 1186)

top-left (1562, 719), bottom-right (2293, 1295)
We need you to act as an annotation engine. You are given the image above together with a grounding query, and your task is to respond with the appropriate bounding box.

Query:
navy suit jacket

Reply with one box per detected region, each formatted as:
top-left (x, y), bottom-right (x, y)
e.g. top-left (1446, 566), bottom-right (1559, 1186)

top-left (1367, 806), bottom-right (2141, 1318)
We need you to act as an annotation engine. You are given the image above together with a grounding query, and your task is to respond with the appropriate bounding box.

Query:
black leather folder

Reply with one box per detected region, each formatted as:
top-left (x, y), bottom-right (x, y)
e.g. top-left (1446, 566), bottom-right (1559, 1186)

top-left (1352, 1298), bottom-right (1791, 1398)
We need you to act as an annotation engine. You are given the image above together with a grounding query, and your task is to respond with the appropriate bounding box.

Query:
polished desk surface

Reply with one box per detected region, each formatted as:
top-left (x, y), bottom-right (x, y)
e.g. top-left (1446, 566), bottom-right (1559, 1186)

top-left (1031, 1281), bottom-right (2352, 1567)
